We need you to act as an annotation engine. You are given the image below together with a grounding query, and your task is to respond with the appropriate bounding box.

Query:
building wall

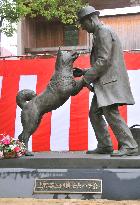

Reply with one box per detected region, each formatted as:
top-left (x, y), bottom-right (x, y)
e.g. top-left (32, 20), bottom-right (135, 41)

top-left (89, 0), bottom-right (139, 9)
top-left (100, 14), bottom-right (140, 50)
top-left (21, 13), bottom-right (140, 54)
top-left (1, 31), bottom-right (17, 57)
top-left (22, 16), bottom-right (88, 54)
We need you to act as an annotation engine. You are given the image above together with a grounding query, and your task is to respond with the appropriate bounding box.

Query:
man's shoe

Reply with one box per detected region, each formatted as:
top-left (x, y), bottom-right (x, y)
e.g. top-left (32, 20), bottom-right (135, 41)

top-left (86, 147), bottom-right (113, 154)
top-left (111, 147), bottom-right (139, 157)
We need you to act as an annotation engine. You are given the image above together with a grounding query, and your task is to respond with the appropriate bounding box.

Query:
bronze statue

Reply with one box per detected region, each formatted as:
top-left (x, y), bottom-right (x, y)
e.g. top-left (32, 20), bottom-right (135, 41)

top-left (73, 6), bottom-right (138, 156)
top-left (16, 49), bottom-right (88, 155)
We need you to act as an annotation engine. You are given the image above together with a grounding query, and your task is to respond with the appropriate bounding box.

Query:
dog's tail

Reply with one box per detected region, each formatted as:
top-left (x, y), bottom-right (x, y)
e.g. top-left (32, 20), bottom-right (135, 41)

top-left (16, 89), bottom-right (37, 109)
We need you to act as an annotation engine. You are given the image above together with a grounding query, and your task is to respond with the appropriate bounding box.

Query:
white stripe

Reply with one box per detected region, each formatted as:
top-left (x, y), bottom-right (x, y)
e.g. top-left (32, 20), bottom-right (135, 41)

top-left (88, 92), bottom-right (97, 150)
top-left (14, 75), bottom-right (37, 151)
top-left (0, 76), bottom-right (3, 97)
top-left (50, 98), bottom-right (71, 151)
top-left (127, 70), bottom-right (140, 126)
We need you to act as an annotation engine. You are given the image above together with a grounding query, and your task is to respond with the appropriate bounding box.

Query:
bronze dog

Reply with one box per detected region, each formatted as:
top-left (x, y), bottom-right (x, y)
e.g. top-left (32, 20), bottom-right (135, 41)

top-left (16, 49), bottom-right (86, 155)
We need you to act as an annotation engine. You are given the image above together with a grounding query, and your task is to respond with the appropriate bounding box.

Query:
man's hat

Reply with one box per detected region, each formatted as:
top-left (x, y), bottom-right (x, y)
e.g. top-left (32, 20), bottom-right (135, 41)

top-left (77, 6), bottom-right (100, 22)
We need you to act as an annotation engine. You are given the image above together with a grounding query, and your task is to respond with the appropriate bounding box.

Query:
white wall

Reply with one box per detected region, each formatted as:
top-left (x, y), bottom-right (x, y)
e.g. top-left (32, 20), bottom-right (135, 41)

top-left (1, 29), bottom-right (17, 56)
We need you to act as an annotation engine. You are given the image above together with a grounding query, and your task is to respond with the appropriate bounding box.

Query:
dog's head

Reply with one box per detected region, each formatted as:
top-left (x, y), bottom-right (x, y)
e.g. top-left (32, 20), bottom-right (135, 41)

top-left (55, 48), bottom-right (79, 70)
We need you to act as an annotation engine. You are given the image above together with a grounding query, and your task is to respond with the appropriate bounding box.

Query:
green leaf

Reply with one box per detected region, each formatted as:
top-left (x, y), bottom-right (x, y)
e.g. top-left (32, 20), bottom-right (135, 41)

top-left (0, 0), bottom-right (87, 36)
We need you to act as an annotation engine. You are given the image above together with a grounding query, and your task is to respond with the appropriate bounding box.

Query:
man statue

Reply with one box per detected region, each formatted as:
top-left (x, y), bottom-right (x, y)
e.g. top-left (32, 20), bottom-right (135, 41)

top-left (73, 5), bottom-right (138, 156)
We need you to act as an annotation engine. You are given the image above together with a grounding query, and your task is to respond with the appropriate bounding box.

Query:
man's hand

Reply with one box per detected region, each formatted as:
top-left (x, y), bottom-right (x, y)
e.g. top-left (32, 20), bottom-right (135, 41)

top-left (73, 68), bottom-right (84, 77)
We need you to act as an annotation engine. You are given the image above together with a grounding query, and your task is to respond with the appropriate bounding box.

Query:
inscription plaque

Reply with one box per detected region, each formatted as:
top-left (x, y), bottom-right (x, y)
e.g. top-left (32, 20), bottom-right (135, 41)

top-left (34, 179), bottom-right (102, 194)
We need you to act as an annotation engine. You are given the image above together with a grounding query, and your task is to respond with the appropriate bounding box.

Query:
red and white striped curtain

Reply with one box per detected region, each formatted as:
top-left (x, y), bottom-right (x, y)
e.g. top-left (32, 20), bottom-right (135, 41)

top-left (0, 52), bottom-right (139, 152)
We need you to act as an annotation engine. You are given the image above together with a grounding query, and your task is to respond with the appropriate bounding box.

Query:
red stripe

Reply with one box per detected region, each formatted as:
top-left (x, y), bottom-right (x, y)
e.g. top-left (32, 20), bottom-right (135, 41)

top-left (124, 52), bottom-right (140, 70)
top-left (0, 59), bottom-right (55, 151)
top-left (0, 58), bottom-right (56, 75)
top-left (69, 55), bottom-right (90, 151)
top-left (0, 52), bottom-right (138, 151)
top-left (0, 74), bottom-right (20, 137)
top-left (32, 60), bottom-right (55, 152)
top-left (119, 105), bottom-right (127, 123)
top-left (69, 88), bottom-right (89, 150)
top-left (74, 54), bottom-right (90, 68)
top-left (32, 74), bottom-right (52, 151)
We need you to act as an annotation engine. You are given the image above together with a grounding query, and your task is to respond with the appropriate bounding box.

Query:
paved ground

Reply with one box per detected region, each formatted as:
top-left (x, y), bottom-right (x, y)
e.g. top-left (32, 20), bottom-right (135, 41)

top-left (0, 199), bottom-right (140, 205)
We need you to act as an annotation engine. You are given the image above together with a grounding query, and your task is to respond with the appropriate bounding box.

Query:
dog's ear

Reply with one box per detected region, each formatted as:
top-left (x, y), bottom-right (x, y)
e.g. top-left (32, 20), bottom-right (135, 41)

top-left (57, 47), bottom-right (62, 57)
top-left (55, 47), bottom-right (62, 69)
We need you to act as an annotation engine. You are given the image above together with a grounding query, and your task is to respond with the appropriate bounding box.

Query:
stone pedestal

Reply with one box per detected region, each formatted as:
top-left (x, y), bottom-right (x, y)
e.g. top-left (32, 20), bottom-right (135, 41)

top-left (0, 152), bottom-right (140, 199)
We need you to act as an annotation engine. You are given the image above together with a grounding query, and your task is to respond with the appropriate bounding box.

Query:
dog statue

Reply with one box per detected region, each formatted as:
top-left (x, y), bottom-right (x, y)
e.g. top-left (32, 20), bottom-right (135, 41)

top-left (16, 48), bottom-right (87, 155)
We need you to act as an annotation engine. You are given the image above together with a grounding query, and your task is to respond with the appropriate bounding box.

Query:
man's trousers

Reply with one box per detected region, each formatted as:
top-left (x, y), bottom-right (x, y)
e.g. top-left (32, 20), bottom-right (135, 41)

top-left (89, 95), bottom-right (138, 149)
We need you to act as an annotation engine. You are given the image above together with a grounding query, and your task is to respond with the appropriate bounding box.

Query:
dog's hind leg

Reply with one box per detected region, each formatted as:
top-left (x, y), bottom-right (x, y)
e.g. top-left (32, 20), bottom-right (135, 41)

top-left (18, 130), bottom-right (33, 156)
top-left (19, 105), bottom-right (42, 156)
top-left (18, 132), bottom-right (23, 142)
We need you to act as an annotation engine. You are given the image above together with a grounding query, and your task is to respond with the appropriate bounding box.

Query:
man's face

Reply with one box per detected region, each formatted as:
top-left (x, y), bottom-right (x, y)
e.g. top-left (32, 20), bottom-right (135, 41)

top-left (80, 16), bottom-right (95, 33)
